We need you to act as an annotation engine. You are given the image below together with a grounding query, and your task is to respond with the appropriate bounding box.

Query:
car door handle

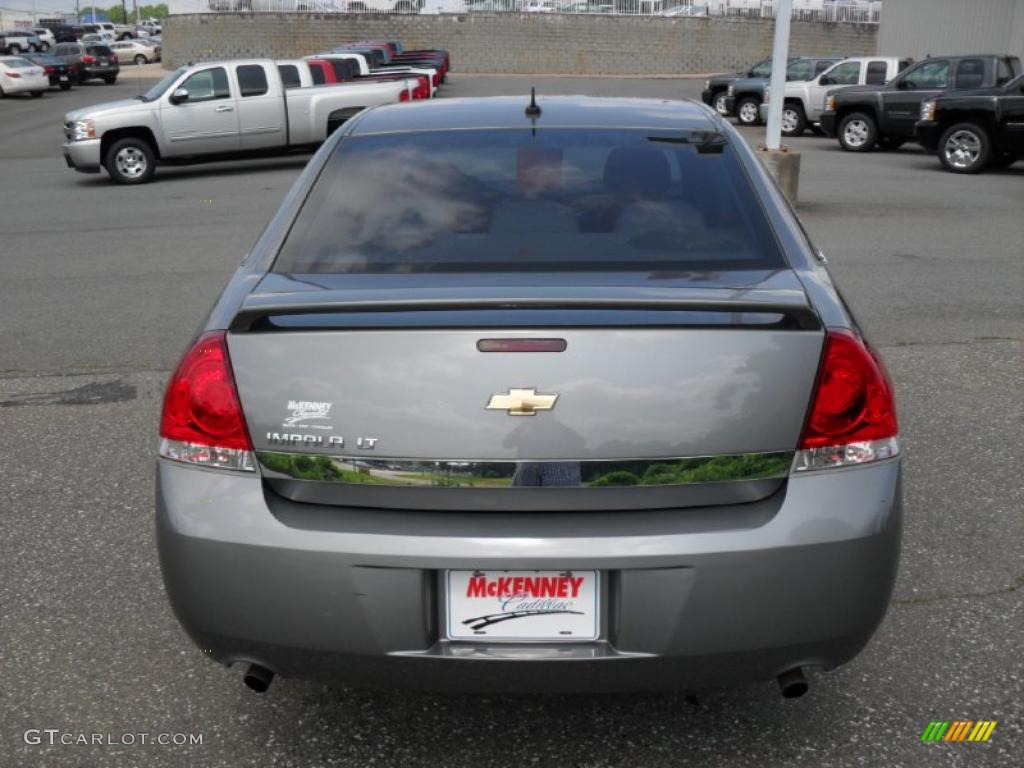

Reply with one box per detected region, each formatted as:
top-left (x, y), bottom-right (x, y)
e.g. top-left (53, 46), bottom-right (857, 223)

top-left (215, 105), bottom-right (234, 112)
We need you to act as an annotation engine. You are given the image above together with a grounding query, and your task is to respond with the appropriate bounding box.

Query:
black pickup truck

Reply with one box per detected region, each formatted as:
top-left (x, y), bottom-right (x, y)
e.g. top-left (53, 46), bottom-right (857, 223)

top-left (820, 54), bottom-right (1022, 152)
top-left (915, 73), bottom-right (1024, 173)
top-left (700, 58), bottom-right (796, 116)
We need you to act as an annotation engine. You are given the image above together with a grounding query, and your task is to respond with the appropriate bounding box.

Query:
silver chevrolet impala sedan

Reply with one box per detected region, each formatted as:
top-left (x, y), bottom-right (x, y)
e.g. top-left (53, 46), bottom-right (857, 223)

top-left (156, 95), bottom-right (901, 696)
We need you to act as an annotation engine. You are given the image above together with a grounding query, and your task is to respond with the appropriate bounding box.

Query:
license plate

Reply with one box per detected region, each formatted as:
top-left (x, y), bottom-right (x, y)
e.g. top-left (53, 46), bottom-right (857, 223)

top-left (100, 59), bottom-right (107, 64)
top-left (59, 75), bottom-right (68, 81)
top-left (446, 570), bottom-right (599, 641)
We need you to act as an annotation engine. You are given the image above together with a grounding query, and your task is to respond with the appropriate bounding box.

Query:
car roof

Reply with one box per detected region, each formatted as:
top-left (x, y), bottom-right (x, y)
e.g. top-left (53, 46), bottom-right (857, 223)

top-left (348, 96), bottom-right (719, 136)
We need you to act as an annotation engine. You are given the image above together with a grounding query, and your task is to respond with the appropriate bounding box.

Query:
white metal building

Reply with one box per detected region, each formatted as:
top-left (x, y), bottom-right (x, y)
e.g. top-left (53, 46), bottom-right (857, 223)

top-left (878, 0), bottom-right (1024, 60)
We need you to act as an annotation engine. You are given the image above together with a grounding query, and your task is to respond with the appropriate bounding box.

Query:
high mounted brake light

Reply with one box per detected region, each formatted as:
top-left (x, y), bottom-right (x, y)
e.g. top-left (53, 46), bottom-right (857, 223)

top-left (158, 331), bottom-right (255, 471)
top-left (793, 330), bottom-right (899, 471)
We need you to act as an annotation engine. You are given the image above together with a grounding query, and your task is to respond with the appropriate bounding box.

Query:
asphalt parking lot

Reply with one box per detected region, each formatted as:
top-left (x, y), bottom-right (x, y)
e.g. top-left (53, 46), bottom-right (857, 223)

top-left (1, 75), bottom-right (1021, 768)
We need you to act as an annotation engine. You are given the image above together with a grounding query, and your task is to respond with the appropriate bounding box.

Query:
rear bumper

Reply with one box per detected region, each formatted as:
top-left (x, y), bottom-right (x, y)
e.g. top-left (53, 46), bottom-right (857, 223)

top-left (820, 111), bottom-right (838, 137)
top-left (63, 139), bottom-right (102, 173)
top-left (915, 120), bottom-right (941, 151)
top-left (80, 64), bottom-right (118, 79)
top-left (156, 458), bottom-right (902, 693)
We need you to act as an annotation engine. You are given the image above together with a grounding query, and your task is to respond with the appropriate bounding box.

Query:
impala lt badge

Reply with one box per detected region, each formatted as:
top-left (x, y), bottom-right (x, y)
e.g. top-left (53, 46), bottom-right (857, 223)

top-left (486, 388), bottom-right (558, 416)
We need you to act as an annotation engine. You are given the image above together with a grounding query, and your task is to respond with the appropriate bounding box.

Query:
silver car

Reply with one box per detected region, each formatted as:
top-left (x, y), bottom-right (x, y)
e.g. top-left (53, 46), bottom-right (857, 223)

top-left (156, 96), bottom-right (902, 696)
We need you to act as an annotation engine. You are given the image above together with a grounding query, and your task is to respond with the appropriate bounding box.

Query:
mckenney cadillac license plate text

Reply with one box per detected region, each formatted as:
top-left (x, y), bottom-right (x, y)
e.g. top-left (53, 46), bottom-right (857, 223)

top-left (447, 570), bottom-right (599, 641)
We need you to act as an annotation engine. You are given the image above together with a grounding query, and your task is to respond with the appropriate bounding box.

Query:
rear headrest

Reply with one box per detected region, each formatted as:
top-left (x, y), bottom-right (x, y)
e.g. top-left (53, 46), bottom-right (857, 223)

top-left (603, 147), bottom-right (671, 199)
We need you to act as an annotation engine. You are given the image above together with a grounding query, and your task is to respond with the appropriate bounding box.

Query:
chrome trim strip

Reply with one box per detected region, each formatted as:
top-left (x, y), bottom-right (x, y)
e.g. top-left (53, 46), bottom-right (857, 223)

top-left (256, 451), bottom-right (795, 489)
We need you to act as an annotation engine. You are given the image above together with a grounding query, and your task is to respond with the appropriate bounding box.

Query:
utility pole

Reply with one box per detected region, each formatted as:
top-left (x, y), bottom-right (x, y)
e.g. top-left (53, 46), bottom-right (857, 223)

top-left (757, 0), bottom-right (801, 205)
top-left (121, 0), bottom-right (127, 24)
top-left (764, 0), bottom-right (793, 151)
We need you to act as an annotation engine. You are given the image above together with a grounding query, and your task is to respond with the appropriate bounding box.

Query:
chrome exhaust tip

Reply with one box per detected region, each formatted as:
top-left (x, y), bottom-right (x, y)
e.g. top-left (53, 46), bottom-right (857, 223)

top-left (242, 663), bottom-right (274, 693)
top-left (777, 667), bottom-right (808, 699)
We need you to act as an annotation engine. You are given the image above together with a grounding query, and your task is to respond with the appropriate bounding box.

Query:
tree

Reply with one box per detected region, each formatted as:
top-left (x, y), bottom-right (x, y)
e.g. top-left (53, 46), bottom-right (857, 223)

top-left (140, 3), bottom-right (170, 18)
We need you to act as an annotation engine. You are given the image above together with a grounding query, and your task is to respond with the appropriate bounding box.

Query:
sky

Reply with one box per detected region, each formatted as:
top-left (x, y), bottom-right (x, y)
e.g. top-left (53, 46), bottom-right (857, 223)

top-left (0, 1), bottom-right (94, 13)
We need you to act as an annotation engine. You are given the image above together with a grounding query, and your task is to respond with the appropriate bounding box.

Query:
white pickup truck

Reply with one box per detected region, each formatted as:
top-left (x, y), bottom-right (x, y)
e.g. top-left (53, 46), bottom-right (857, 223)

top-left (63, 58), bottom-right (412, 183)
top-left (760, 56), bottom-right (913, 136)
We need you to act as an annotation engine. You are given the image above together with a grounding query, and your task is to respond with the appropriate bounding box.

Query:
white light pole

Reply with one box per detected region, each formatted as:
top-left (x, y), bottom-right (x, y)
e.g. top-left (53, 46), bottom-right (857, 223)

top-left (764, 0), bottom-right (793, 151)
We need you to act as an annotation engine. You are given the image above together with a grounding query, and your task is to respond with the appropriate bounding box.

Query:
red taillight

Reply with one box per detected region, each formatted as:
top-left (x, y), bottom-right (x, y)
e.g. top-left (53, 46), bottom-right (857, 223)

top-left (5, 70), bottom-right (21, 78)
top-left (399, 88), bottom-right (410, 102)
top-left (81, 54), bottom-right (96, 64)
top-left (794, 330), bottom-right (899, 471)
top-left (111, 53), bottom-right (118, 62)
top-left (415, 76), bottom-right (428, 99)
top-left (45, 66), bottom-right (55, 74)
top-left (159, 332), bottom-right (254, 470)
top-left (432, 71), bottom-right (439, 87)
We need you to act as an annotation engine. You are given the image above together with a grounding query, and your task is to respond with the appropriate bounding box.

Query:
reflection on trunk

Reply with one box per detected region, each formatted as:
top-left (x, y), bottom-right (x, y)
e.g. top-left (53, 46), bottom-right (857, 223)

top-left (257, 451), bottom-right (794, 489)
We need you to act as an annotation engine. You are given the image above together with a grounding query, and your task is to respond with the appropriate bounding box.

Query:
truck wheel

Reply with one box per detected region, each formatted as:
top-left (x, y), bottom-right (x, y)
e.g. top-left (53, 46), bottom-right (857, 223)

top-left (735, 96), bottom-right (762, 126)
top-left (877, 136), bottom-right (906, 151)
top-left (838, 112), bottom-right (877, 152)
top-left (712, 91), bottom-right (729, 116)
top-left (781, 103), bottom-right (807, 137)
top-left (939, 123), bottom-right (990, 173)
top-left (8, 44), bottom-right (21, 54)
top-left (104, 137), bottom-right (156, 184)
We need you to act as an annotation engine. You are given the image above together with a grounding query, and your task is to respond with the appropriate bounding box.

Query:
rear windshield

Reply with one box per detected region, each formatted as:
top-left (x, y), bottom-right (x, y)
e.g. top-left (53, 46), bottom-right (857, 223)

top-left (87, 45), bottom-right (112, 56)
top-left (274, 128), bottom-right (785, 275)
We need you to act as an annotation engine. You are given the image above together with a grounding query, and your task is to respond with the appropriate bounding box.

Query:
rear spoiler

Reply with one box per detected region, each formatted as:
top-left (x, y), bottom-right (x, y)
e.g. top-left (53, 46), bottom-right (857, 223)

top-left (229, 287), bottom-right (822, 333)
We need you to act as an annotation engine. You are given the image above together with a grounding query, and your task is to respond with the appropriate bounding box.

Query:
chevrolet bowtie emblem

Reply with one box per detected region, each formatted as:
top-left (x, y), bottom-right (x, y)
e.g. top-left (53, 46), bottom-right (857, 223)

top-left (486, 388), bottom-right (558, 416)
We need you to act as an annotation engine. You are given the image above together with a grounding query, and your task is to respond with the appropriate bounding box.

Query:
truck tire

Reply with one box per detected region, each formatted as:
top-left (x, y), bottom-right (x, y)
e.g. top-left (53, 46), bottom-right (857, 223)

top-left (712, 91), bottom-right (729, 116)
top-left (781, 103), bottom-right (807, 137)
top-left (837, 112), bottom-right (877, 152)
top-left (8, 44), bottom-right (21, 54)
top-left (104, 137), bottom-right (156, 184)
top-left (938, 122), bottom-right (990, 173)
top-left (735, 96), bottom-right (762, 126)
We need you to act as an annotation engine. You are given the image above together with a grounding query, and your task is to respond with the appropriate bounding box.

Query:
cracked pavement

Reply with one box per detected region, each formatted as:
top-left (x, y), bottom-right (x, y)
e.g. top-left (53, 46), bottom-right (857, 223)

top-left (0, 76), bottom-right (1021, 768)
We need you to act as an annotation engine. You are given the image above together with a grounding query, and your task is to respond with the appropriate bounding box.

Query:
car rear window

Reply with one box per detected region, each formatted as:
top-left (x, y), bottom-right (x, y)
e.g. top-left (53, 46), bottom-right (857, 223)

top-left (87, 45), bottom-right (112, 56)
top-left (274, 128), bottom-right (786, 275)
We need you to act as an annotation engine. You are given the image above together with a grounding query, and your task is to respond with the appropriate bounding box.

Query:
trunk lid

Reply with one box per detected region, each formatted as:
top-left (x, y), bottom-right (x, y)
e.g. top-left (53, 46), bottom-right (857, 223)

top-left (226, 275), bottom-right (823, 510)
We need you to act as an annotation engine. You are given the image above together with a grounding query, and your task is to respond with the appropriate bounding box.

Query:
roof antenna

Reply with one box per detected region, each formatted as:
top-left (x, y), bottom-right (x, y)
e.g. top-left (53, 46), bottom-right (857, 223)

top-left (525, 87), bottom-right (541, 118)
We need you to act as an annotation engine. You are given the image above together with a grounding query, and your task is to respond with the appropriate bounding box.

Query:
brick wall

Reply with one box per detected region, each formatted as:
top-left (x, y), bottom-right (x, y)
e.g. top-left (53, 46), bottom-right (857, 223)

top-left (164, 13), bottom-right (878, 75)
